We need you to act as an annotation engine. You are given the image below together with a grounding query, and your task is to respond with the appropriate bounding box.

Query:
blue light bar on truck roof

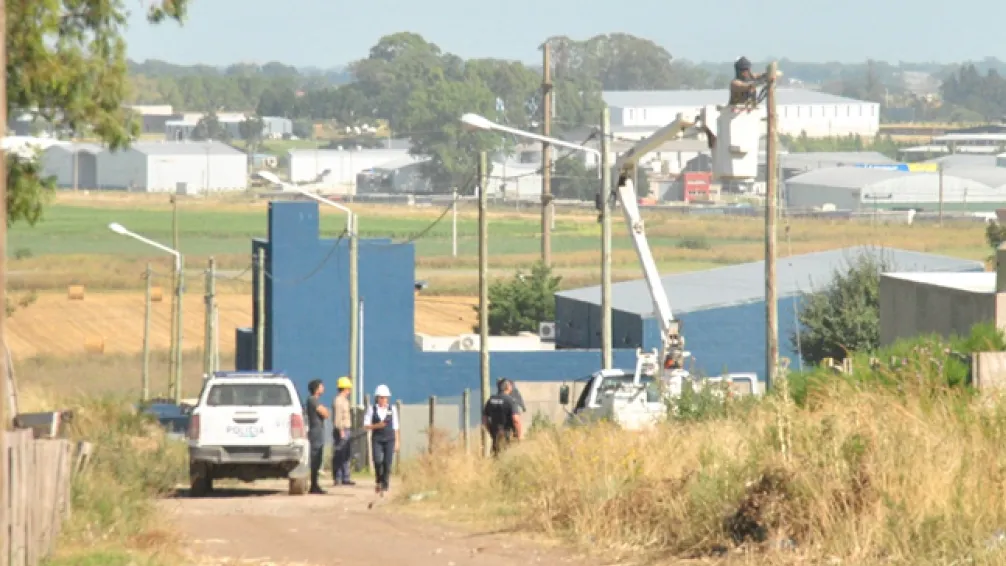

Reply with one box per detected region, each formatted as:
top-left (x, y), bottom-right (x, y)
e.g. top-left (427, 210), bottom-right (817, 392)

top-left (211, 371), bottom-right (288, 379)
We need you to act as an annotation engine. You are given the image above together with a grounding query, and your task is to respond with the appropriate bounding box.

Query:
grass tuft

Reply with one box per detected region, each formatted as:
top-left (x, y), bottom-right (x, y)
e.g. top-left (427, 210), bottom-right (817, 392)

top-left (401, 364), bottom-right (1006, 564)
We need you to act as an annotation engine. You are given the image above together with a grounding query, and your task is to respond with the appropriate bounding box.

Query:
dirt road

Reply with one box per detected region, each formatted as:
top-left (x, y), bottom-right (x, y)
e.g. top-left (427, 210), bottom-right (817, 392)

top-left (160, 479), bottom-right (586, 566)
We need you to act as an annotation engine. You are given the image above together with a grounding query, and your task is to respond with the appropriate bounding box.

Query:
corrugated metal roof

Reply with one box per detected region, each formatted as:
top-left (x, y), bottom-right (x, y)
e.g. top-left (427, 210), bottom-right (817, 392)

top-left (788, 165), bottom-right (1006, 190)
top-left (782, 152), bottom-right (894, 168)
top-left (46, 142), bottom-right (102, 154)
top-left (884, 272), bottom-right (995, 294)
top-left (602, 88), bottom-right (875, 109)
top-left (127, 141), bottom-right (244, 156)
top-left (785, 167), bottom-right (907, 188)
top-left (925, 154), bottom-right (998, 169)
top-left (556, 246), bottom-right (983, 316)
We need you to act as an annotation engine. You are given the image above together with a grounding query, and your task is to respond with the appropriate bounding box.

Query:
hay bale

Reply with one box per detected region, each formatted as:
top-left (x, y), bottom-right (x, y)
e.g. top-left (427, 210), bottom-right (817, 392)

top-left (83, 336), bottom-right (105, 354)
top-left (67, 285), bottom-right (85, 300)
top-left (150, 286), bottom-right (164, 302)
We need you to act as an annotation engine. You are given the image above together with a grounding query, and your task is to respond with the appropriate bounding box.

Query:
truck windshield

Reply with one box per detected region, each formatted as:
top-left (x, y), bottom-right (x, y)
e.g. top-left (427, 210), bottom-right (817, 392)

top-left (598, 375), bottom-right (662, 403)
top-left (206, 383), bottom-right (293, 407)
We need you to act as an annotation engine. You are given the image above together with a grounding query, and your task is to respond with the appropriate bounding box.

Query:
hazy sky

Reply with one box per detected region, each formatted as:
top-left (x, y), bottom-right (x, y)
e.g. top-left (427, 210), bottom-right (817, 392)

top-left (124, 0), bottom-right (1005, 68)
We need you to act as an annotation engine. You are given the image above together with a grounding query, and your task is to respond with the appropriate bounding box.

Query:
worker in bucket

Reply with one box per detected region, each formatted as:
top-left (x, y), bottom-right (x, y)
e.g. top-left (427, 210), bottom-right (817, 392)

top-left (703, 56), bottom-right (766, 150)
top-left (362, 384), bottom-right (400, 497)
top-left (728, 56), bottom-right (765, 108)
top-left (331, 376), bottom-right (355, 486)
top-left (482, 379), bottom-right (523, 456)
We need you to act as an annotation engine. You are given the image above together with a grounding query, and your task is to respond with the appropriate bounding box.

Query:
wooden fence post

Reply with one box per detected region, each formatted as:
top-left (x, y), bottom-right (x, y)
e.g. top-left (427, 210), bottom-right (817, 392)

top-left (461, 389), bottom-right (470, 455)
top-left (427, 395), bottom-right (436, 454)
top-left (394, 399), bottom-right (402, 474)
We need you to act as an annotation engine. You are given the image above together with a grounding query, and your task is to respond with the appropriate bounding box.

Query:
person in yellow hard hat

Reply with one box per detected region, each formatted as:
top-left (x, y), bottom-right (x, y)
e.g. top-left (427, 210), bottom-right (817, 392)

top-left (331, 376), bottom-right (355, 486)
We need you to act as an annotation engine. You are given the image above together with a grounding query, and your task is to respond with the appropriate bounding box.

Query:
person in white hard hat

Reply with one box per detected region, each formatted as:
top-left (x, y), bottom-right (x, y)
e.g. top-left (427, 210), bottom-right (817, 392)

top-left (362, 384), bottom-right (400, 496)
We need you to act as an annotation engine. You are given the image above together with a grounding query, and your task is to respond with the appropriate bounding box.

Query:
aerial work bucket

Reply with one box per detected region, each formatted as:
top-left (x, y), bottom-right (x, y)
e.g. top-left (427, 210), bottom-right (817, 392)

top-left (702, 105), bottom-right (762, 181)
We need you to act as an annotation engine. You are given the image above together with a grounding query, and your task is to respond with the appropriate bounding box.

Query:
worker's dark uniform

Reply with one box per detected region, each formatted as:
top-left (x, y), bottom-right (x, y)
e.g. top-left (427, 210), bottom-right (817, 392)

top-left (369, 405), bottom-right (396, 492)
top-left (483, 393), bottom-right (519, 456)
top-left (306, 396), bottom-right (325, 492)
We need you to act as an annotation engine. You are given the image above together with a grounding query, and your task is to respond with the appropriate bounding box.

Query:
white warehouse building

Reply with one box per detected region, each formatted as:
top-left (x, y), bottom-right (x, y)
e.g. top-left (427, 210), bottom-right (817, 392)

top-left (95, 141), bottom-right (248, 192)
top-left (602, 89), bottom-right (880, 139)
top-left (785, 166), bottom-right (1006, 211)
top-left (41, 142), bottom-right (101, 189)
top-left (288, 148), bottom-right (410, 195)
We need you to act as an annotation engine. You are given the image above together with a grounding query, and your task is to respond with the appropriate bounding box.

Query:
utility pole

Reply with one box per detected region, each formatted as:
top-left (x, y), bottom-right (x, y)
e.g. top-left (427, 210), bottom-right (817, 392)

top-left (451, 188), bottom-right (458, 258)
top-left (168, 195), bottom-right (179, 390)
top-left (541, 42), bottom-right (553, 266)
top-left (142, 263), bottom-right (152, 402)
top-left (0, 0), bottom-right (8, 548)
top-left (600, 107), bottom-right (613, 370)
top-left (477, 151), bottom-right (491, 458)
top-left (203, 257), bottom-right (216, 379)
top-left (255, 250), bottom-right (265, 372)
top-left (349, 213), bottom-right (360, 406)
top-left (173, 256), bottom-right (184, 405)
top-left (938, 162), bottom-right (944, 227)
top-left (765, 62), bottom-right (779, 393)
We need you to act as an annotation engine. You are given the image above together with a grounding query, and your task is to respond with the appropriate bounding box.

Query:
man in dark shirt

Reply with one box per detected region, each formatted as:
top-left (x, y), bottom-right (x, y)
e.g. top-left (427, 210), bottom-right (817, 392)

top-left (482, 379), bottom-right (522, 456)
top-left (306, 379), bottom-right (329, 494)
top-left (497, 377), bottom-right (526, 414)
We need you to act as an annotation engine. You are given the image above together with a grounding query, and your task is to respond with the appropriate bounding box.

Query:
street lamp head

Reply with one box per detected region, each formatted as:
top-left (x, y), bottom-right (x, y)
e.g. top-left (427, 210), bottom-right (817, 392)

top-left (108, 222), bottom-right (128, 235)
top-left (460, 113), bottom-right (493, 132)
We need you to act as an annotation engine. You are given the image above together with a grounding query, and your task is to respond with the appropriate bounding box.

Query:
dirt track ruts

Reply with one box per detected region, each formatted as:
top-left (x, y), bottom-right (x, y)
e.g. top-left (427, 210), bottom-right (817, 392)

top-left (160, 479), bottom-right (589, 566)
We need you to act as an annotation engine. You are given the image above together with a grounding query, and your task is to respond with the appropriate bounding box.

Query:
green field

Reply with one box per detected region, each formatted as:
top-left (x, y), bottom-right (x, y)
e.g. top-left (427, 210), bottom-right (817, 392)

top-left (6, 195), bottom-right (990, 294)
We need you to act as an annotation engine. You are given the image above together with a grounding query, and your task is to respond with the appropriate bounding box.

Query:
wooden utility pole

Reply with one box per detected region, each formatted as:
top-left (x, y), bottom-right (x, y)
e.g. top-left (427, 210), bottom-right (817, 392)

top-left (600, 107), bottom-right (613, 370)
top-left (173, 256), bottom-right (184, 404)
top-left (765, 62), bottom-right (779, 393)
top-left (255, 250), bottom-right (265, 372)
top-left (349, 214), bottom-right (360, 405)
top-left (541, 42), bottom-right (553, 266)
top-left (203, 257), bottom-right (216, 379)
top-left (1, 1), bottom-right (10, 555)
top-left (168, 195), bottom-right (179, 389)
top-left (477, 151), bottom-right (491, 458)
top-left (142, 263), bottom-right (152, 402)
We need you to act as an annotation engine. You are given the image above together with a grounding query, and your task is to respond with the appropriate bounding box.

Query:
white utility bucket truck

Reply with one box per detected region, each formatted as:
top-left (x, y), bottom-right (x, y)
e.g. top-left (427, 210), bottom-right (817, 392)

top-left (560, 80), bottom-right (777, 430)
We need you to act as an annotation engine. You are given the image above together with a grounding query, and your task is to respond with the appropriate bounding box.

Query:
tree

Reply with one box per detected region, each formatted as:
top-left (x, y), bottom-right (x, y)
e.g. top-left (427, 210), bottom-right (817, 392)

top-left (191, 110), bottom-right (230, 141)
top-left (8, 0), bottom-right (188, 227)
top-left (791, 252), bottom-right (891, 365)
top-left (474, 262), bottom-right (562, 335)
top-left (239, 115), bottom-right (266, 153)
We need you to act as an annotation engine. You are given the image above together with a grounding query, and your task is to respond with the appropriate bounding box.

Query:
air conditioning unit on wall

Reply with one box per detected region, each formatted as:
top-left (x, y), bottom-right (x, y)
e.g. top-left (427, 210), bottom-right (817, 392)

top-left (539, 322), bottom-right (556, 342)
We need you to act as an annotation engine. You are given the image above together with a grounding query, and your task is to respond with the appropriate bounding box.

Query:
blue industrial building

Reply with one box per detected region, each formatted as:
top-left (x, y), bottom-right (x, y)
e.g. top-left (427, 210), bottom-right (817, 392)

top-left (235, 201), bottom-right (639, 405)
top-left (554, 246), bottom-right (984, 378)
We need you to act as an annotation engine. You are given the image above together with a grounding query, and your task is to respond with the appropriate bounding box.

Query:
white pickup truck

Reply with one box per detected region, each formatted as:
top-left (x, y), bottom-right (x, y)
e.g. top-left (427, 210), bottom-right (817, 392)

top-left (186, 371), bottom-right (311, 497)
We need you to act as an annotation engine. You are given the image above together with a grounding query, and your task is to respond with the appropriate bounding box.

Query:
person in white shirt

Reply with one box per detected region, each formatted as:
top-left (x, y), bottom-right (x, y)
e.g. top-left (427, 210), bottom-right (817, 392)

top-left (362, 384), bottom-right (400, 496)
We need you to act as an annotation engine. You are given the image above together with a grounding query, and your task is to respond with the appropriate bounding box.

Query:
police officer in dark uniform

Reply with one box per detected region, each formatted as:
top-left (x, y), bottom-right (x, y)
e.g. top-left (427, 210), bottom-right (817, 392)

top-left (482, 379), bottom-right (522, 456)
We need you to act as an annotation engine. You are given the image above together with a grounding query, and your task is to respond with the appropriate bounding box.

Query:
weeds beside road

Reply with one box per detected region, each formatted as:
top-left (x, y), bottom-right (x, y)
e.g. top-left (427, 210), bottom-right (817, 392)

top-left (19, 387), bottom-right (187, 565)
top-left (400, 333), bottom-right (1006, 565)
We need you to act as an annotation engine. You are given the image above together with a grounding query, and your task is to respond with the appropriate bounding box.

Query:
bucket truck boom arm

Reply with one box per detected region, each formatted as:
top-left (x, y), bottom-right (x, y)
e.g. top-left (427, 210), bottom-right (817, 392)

top-left (609, 113), bottom-right (699, 375)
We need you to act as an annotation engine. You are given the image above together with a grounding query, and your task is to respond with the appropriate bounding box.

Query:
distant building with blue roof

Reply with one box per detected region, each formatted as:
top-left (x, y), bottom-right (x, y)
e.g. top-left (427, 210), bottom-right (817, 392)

top-left (554, 246), bottom-right (984, 379)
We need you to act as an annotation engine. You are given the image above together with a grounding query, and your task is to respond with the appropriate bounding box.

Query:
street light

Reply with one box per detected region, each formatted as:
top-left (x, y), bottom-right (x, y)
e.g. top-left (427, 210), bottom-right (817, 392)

top-left (460, 112), bottom-right (615, 369)
top-left (108, 222), bottom-right (185, 404)
top-left (254, 171), bottom-right (363, 406)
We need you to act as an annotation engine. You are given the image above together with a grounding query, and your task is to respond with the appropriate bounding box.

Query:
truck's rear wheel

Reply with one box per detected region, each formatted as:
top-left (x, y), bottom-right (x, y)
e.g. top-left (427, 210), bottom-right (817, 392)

top-left (288, 477), bottom-right (308, 496)
top-left (190, 463), bottom-right (213, 497)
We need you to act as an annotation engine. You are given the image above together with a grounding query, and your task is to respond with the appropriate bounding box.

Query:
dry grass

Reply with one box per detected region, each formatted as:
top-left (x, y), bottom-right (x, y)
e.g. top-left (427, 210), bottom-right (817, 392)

top-left (400, 383), bottom-right (1006, 565)
top-left (18, 380), bottom-right (189, 565)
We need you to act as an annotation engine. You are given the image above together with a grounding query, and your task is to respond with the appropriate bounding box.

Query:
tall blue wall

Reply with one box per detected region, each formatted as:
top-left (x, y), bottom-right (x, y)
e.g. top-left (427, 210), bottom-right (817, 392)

top-left (235, 201), bottom-right (646, 408)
